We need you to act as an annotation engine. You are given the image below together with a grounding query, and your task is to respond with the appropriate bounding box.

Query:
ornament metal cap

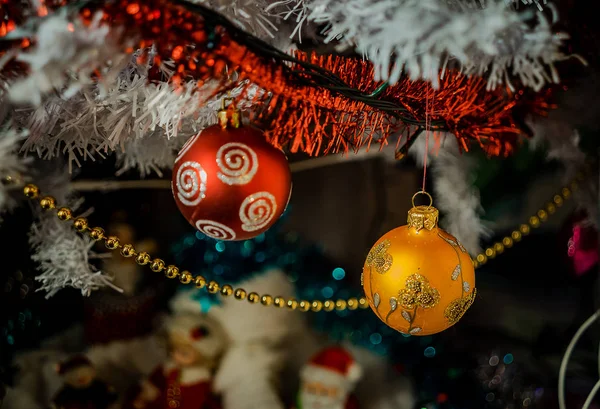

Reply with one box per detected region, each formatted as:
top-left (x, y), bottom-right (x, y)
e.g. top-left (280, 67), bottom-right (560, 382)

top-left (218, 97), bottom-right (241, 129)
top-left (407, 191), bottom-right (438, 231)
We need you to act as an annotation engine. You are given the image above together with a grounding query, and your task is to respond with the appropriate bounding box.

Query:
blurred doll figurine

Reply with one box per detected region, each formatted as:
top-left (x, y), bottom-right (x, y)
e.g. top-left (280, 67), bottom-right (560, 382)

top-left (295, 347), bottom-right (362, 409)
top-left (50, 355), bottom-right (117, 409)
top-left (125, 313), bottom-right (228, 409)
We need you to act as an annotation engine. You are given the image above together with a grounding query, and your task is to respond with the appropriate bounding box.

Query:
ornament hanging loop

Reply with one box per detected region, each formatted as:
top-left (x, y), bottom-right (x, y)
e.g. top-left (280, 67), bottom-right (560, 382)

top-left (218, 96), bottom-right (241, 129)
top-left (411, 190), bottom-right (433, 209)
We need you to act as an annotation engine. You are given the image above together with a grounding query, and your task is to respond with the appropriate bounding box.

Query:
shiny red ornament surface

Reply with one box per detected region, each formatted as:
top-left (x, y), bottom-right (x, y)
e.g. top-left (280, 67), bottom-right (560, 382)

top-left (171, 123), bottom-right (292, 241)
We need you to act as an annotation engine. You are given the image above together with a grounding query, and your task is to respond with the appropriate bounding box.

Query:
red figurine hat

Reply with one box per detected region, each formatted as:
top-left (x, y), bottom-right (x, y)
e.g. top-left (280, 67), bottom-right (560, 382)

top-left (300, 347), bottom-right (362, 390)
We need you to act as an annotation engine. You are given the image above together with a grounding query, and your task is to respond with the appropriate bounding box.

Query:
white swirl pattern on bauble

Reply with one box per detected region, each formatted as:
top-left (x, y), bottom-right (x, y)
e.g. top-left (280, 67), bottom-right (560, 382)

top-left (195, 220), bottom-right (237, 240)
top-left (216, 142), bottom-right (258, 185)
top-left (239, 192), bottom-right (277, 232)
top-left (175, 161), bottom-right (207, 206)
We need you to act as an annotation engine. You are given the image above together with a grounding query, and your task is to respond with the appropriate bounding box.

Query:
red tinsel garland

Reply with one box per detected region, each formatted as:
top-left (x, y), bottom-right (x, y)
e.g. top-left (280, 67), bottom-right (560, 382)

top-left (1, 0), bottom-right (553, 157)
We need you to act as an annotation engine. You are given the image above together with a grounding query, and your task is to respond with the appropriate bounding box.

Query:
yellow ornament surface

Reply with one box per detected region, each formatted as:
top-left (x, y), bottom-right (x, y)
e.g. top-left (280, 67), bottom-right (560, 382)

top-left (362, 200), bottom-right (476, 336)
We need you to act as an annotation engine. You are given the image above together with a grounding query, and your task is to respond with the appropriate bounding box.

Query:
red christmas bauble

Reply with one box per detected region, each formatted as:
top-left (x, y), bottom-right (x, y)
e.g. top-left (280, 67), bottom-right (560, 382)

top-left (172, 123), bottom-right (292, 241)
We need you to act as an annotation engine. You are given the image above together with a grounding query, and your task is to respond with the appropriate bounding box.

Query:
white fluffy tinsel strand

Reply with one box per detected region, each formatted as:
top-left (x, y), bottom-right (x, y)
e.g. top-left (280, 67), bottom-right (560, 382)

top-left (30, 202), bottom-right (121, 298)
top-left (0, 128), bottom-right (31, 215)
top-left (409, 132), bottom-right (489, 255)
top-left (269, 0), bottom-right (568, 90)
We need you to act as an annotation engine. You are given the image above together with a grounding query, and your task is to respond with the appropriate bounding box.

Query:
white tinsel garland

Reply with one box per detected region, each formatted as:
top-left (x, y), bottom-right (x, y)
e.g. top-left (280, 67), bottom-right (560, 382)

top-left (30, 202), bottom-right (121, 298)
top-left (268, 0), bottom-right (568, 90)
top-left (0, 128), bottom-right (31, 215)
top-left (9, 12), bottom-right (128, 106)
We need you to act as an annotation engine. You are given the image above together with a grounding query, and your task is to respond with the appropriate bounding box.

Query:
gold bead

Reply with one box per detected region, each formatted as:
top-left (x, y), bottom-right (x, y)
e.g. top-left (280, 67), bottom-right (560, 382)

top-left (472, 260), bottom-right (479, 269)
top-left (207, 281), bottom-right (220, 294)
top-left (335, 300), bottom-right (347, 311)
top-left (135, 251), bottom-right (151, 265)
top-left (502, 236), bottom-right (513, 248)
top-left (347, 298), bottom-right (358, 310)
top-left (298, 300), bottom-right (310, 311)
top-left (561, 187), bottom-right (571, 199)
top-left (23, 184), bottom-right (39, 198)
top-left (261, 295), bottom-right (273, 306)
top-left (546, 203), bottom-right (556, 214)
top-left (553, 195), bottom-right (563, 207)
top-left (165, 265), bottom-right (180, 279)
top-left (105, 236), bottom-right (120, 250)
top-left (73, 217), bottom-right (88, 232)
top-left (234, 288), bottom-right (246, 299)
top-left (358, 298), bottom-right (369, 309)
top-left (180, 271), bottom-right (193, 284)
top-left (286, 299), bottom-right (298, 310)
top-left (476, 253), bottom-right (487, 264)
top-left (493, 242), bottom-right (504, 254)
top-left (56, 207), bottom-right (72, 221)
top-left (39, 196), bottom-right (56, 210)
top-left (519, 224), bottom-right (530, 235)
top-left (221, 285), bottom-right (233, 296)
top-left (485, 248), bottom-right (496, 258)
top-left (511, 230), bottom-right (522, 242)
top-left (323, 300), bottom-right (335, 312)
top-left (248, 292), bottom-right (259, 303)
top-left (121, 244), bottom-right (135, 257)
top-left (150, 258), bottom-right (165, 272)
top-left (529, 216), bottom-right (540, 228)
top-left (537, 209), bottom-right (548, 221)
top-left (194, 275), bottom-right (206, 288)
top-left (274, 296), bottom-right (285, 307)
top-left (311, 301), bottom-right (323, 312)
top-left (570, 181), bottom-right (579, 191)
top-left (89, 227), bottom-right (105, 241)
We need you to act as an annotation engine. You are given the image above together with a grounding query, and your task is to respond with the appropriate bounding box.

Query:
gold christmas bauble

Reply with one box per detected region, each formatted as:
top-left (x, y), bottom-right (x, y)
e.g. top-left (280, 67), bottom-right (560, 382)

top-left (362, 193), bottom-right (476, 336)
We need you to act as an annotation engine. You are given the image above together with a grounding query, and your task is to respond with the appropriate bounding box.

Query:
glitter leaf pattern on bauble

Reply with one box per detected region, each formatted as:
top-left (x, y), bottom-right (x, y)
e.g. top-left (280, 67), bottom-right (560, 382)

top-left (401, 310), bottom-right (411, 323)
top-left (451, 265), bottom-right (460, 281)
top-left (374, 292), bottom-right (380, 308)
top-left (390, 297), bottom-right (397, 311)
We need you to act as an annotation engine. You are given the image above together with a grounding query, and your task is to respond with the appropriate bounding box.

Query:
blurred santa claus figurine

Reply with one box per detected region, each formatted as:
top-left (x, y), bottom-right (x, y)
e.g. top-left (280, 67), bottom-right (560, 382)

top-left (125, 313), bottom-right (228, 409)
top-left (296, 347), bottom-right (362, 409)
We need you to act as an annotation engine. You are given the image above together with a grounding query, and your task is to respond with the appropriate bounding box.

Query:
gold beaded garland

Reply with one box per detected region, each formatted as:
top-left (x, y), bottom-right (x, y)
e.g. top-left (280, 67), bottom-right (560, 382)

top-left (105, 236), bottom-right (120, 250)
top-left (14, 167), bottom-right (586, 314)
top-left (89, 227), bottom-right (105, 241)
top-left (57, 208), bottom-right (72, 221)
top-left (121, 244), bottom-right (136, 257)
top-left (165, 265), bottom-right (180, 279)
top-left (23, 184), bottom-right (39, 198)
top-left (207, 281), bottom-right (220, 293)
top-left (193, 275), bottom-right (205, 287)
top-left (40, 196), bottom-right (56, 210)
top-left (248, 292), bottom-right (259, 303)
top-left (180, 272), bottom-right (193, 284)
top-left (150, 258), bottom-right (165, 272)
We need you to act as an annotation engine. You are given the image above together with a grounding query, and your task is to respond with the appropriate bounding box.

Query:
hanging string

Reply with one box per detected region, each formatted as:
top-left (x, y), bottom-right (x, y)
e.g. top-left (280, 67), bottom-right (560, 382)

top-left (421, 82), bottom-right (432, 192)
